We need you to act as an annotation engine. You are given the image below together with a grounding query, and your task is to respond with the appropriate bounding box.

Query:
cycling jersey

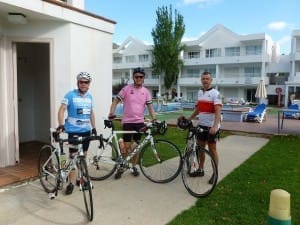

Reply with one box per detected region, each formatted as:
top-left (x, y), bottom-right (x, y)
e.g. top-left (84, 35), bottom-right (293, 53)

top-left (196, 87), bottom-right (222, 128)
top-left (117, 84), bottom-right (152, 124)
top-left (61, 89), bottom-right (93, 133)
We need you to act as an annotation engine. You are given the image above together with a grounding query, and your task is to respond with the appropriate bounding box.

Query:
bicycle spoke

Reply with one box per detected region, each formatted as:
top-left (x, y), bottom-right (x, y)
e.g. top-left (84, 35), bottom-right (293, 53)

top-left (87, 142), bottom-right (118, 180)
top-left (139, 139), bottom-right (182, 183)
top-left (181, 148), bottom-right (218, 198)
top-left (38, 145), bottom-right (59, 193)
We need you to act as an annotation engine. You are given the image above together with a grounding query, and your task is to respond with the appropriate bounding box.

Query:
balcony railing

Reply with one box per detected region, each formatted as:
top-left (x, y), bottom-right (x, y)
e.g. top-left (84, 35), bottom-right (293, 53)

top-left (182, 54), bottom-right (268, 65)
top-left (113, 76), bottom-right (269, 87)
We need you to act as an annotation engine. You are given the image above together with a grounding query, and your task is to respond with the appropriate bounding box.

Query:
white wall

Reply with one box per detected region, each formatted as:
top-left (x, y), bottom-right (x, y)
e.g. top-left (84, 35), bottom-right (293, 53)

top-left (0, 2), bottom-right (115, 166)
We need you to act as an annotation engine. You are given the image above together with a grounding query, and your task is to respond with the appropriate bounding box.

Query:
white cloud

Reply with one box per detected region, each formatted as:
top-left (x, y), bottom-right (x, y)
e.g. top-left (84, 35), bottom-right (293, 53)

top-left (267, 21), bottom-right (288, 31)
top-left (183, 0), bottom-right (220, 6)
top-left (182, 36), bottom-right (198, 42)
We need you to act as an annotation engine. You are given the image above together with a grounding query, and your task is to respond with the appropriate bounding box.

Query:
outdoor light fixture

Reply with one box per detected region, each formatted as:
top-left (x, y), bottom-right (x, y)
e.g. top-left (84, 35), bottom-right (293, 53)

top-left (8, 13), bottom-right (27, 24)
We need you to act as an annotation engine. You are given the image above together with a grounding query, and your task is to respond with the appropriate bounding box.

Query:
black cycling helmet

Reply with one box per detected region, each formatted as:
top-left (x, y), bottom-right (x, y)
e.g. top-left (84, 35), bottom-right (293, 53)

top-left (177, 116), bottom-right (190, 130)
top-left (133, 67), bottom-right (145, 76)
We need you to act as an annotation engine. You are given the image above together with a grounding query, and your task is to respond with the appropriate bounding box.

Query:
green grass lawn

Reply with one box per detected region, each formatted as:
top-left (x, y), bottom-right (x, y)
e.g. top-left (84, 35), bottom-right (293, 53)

top-left (111, 114), bottom-right (299, 225)
top-left (167, 134), bottom-right (299, 225)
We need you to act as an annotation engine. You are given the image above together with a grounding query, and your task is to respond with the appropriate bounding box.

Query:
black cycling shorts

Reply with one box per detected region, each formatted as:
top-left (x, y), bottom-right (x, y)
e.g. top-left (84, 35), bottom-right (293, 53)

top-left (68, 131), bottom-right (91, 153)
top-left (196, 126), bottom-right (220, 144)
top-left (122, 123), bottom-right (145, 143)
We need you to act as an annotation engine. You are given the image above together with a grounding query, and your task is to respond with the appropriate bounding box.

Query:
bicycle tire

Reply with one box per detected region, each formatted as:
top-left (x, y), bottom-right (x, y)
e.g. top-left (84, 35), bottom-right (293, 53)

top-left (181, 147), bottom-right (218, 198)
top-left (87, 141), bottom-right (119, 180)
top-left (38, 144), bottom-right (60, 193)
top-left (78, 158), bottom-right (94, 221)
top-left (139, 139), bottom-right (182, 183)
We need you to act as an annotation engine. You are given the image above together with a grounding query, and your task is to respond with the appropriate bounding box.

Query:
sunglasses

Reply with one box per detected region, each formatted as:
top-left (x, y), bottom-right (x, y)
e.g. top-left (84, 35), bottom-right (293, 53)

top-left (79, 80), bottom-right (90, 84)
top-left (134, 76), bottom-right (144, 79)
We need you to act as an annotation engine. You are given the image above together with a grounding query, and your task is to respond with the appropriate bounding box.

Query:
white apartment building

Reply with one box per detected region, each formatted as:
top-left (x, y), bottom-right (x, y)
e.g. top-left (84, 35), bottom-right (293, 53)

top-left (113, 24), bottom-right (299, 106)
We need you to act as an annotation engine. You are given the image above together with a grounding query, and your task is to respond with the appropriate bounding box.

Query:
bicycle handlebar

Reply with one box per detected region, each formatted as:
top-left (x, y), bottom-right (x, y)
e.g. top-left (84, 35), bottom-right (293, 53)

top-left (51, 130), bottom-right (104, 149)
top-left (103, 119), bottom-right (168, 135)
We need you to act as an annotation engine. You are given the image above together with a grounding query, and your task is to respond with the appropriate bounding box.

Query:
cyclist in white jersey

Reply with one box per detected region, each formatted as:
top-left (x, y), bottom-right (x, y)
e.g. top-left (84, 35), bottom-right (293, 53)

top-left (188, 71), bottom-right (222, 184)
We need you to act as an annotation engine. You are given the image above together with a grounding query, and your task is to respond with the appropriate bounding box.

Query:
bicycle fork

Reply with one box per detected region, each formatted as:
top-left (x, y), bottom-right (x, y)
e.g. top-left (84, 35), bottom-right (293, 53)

top-left (150, 140), bottom-right (161, 163)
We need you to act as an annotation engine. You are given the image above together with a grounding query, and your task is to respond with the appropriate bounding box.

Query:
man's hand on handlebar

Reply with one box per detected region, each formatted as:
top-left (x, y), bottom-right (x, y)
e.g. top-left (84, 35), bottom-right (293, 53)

top-left (92, 128), bottom-right (97, 136)
top-left (56, 125), bottom-right (65, 133)
top-left (108, 113), bottom-right (116, 120)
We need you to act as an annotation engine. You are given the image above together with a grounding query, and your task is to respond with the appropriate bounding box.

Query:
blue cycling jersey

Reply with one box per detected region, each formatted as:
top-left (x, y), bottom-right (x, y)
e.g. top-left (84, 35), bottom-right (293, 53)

top-left (61, 89), bottom-right (93, 133)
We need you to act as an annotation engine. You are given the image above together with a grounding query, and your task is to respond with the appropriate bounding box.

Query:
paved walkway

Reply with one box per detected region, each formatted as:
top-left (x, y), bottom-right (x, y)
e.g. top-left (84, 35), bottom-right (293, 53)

top-left (0, 135), bottom-right (269, 225)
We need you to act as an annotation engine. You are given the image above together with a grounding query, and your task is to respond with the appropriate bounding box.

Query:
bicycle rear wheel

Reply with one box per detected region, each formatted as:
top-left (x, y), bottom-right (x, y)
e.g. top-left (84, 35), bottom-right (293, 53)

top-left (87, 141), bottom-right (119, 180)
top-left (38, 145), bottom-right (59, 193)
top-left (78, 158), bottom-right (94, 221)
top-left (139, 139), bottom-right (182, 183)
top-left (181, 147), bottom-right (218, 198)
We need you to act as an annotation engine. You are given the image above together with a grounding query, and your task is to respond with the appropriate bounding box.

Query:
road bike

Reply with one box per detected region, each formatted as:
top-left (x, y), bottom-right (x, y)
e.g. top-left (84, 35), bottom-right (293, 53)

top-left (179, 120), bottom-right (218, 198)
top-left (38, 128), bottom-right (104, 221)
top-left (87, 119), bottom-right (182, 183)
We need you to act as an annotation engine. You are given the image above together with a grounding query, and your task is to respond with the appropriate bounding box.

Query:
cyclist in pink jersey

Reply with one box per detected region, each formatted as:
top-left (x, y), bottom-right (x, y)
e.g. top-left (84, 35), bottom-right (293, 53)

top-left (109, 67), bottom-right (157, 179)
top-left (187, 71), bottom-right (222, 184)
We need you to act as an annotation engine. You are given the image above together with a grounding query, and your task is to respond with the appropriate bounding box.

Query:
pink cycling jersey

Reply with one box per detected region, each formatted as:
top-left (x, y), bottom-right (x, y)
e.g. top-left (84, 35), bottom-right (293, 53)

top-left (117, 84), bottom-right (152, 124)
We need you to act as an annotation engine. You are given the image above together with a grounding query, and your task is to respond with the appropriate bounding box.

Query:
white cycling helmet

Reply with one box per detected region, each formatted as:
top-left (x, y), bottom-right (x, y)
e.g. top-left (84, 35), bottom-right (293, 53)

top-left (77, 72), bottom-right (92, 82)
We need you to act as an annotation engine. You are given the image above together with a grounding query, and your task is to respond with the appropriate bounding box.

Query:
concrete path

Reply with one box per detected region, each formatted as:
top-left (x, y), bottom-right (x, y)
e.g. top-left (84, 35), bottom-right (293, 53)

top-left (0, 135), bottom-right (269, 225)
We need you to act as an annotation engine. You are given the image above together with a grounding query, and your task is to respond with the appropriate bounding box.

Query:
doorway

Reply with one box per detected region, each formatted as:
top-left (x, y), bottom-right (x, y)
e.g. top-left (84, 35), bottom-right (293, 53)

top-left (16, 42), bottom-right (50, 162)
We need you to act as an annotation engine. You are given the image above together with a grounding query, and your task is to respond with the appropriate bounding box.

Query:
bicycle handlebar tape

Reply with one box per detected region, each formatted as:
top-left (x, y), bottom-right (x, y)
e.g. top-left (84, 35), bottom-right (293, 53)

top-left (268, 189), bottom-right (291, 225)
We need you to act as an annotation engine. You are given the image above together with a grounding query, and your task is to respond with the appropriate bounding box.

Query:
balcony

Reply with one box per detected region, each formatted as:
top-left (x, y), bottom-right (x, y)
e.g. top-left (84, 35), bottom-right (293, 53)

top-left (288, 72), bottom-right (300, 82)
top-left (183, 54), bottom-right (267, 66)
top-left (291, 51), bottom-right (300, 61)
top-left (113, 61), bottom-right (151, 69)
top-left (112, 78), bottom-right (160, 86)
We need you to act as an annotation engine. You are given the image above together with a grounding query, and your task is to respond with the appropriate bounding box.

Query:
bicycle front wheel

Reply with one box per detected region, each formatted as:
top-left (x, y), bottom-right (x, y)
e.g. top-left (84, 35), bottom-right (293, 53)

top-left (87, 141), bottom-right (119, 180)
top-left (139, 139), bottom-right (182, 183)
top-left (38, 145), bottom-right (59, 193)
top-left (78, 158), bottom-right (94, 221)
top-left (181, 147), bottom-right (218, 198)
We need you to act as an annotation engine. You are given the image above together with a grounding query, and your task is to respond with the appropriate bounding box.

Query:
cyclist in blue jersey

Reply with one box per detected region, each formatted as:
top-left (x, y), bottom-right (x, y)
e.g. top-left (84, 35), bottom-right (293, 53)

top-left (57, 72), bottom-right (97, 195)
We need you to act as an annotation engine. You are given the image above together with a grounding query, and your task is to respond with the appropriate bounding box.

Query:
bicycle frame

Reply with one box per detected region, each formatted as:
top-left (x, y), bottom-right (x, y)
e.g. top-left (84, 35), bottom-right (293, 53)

top-left (46, 129), bottom-right (103, 196)
top-left (104, 123), bottom-right (158, 166)
top-left (180, 121), bottom-right (219, 198)
top-left (88, 119), bottom-right (182, 183)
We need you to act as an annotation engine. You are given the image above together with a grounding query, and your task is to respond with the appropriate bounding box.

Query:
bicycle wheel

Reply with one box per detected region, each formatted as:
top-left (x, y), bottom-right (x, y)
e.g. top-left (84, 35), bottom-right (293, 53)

top-left (78, 158), bottom-right (94, 221)
top-left (87, 141), bottom-right (119, 180)
top-left (38, 145), bottom-right (59, 193)
top-left (181, 147), bottom-right (218, 198)
top-left (139, 139), bottom-right (182, 183)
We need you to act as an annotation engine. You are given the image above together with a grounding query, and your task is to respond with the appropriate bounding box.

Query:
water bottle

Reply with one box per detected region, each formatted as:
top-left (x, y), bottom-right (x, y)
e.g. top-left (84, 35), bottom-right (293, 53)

top-left (118, 138), bottom-right (124, 149)
top-left (60, 153), bottom-right (67, 168)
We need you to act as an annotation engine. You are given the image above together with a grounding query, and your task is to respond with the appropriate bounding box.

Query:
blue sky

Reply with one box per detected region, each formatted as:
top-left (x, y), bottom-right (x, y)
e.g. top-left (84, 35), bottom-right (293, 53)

top-left (85, 0), bottom-right (299, 54)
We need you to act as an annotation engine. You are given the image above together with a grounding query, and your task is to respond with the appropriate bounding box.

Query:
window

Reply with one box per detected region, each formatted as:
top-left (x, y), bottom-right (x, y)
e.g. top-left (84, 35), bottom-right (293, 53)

top-left (244, 66), bottom-right (261, 77)
top-left (225, 47), bottom-right (240, 56)
top-left (205, 48), bottom-right (221, 58)
top-left (125, 55), bottom-right (135, 63)
top-left (187, 51), bottom-right (200, 59)
top-left (245, 45), bottom-right (262, 55)
top-left (183, 68), bottom-right (200, 78)
top-left (224, 67), bottom-right (239, 77)
top-left (138, 54), bottom-right (149, 62)
top-left (113, 57), bottom-right (122, 64)
top-left (151, 72), bottom-right (159, 79)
